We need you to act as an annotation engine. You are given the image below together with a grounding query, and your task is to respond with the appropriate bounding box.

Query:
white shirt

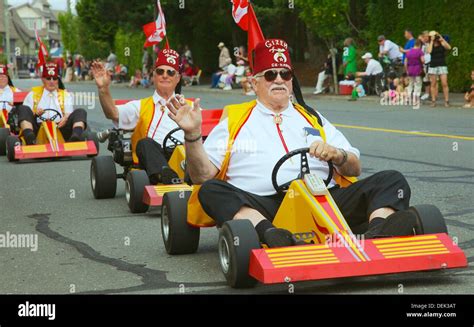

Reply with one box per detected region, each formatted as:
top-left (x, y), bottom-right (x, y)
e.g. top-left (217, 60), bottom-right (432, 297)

top-left (204, 101), bottom-right (360, 196)
top-left (0, 85), bottom-right (15, 112)
top-left (115, 91), bottom-right (184, 146)
top-left (379, 40), bottom-right (402, 60)
top-left (23, 88), bottom-right (74, 123)
top-left (365, 59), bottom-right (383, 76)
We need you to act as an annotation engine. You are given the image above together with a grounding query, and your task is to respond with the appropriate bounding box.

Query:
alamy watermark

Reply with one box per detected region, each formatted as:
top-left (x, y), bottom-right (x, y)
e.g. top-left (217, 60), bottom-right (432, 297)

top-left (0, 231), bottom-right (38, 252)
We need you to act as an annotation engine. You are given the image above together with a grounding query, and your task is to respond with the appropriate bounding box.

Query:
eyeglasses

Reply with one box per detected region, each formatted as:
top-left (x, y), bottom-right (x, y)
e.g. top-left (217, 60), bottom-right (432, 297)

top-left (255, 69), bottom-right (292, 82)
top-left (45, 77), bottom-right (58, 81)
top-left (155, 68), bottom-right (177, 77)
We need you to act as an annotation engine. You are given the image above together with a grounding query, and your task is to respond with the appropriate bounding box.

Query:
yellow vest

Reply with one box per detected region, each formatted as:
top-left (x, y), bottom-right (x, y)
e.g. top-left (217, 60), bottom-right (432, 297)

top-left (130, 97), bottom-right (192, 164)
top-left (31, 86), bottom-right (66, 114)
top-left (187, 100), bottom-right (357, 227)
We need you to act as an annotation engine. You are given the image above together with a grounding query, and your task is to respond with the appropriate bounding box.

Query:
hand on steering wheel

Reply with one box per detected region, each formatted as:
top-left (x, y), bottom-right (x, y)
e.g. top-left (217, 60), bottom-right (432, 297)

top-left (272, 147), bottom-right (334, 194)
top-left (36, 108), bottom-right (62, 122)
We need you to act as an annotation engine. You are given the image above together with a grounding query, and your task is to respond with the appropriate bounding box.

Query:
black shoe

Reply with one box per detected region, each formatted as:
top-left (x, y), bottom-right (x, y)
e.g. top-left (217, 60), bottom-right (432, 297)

top-left (365, 211), bottom-right (417, 239)
top-left (69, 133), bottom-right (85, 142)
top-left (23, 130), bottom-right (36, 145)
top-left (159, 166), bottom-right (180, 184)
top-left (364, 217), bottom-right (385, 239)
top-left (264, 228), bottom-right (298, 248)
top-left (379, 210), bottom-right (417, 237)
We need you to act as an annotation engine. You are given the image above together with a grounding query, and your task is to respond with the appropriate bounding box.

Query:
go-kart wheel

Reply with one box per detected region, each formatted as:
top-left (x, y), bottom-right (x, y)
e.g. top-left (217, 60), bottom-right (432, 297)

top-left (86, 131), bottom-right (100, 157)
top-left (218, 220), bottom-right (260, 288)
top-left (0, 128), bottom-right (9, 156)
top-left (6, 135), bottom-right (20, 162)
top-left (90, 156), bottom-right (117, 199)
top-left (409, 205), bottom-right (448, 235)
top-left (161, 191), bottom-right (200, 254)
top-left (125, 170), bottom-right (150, 213)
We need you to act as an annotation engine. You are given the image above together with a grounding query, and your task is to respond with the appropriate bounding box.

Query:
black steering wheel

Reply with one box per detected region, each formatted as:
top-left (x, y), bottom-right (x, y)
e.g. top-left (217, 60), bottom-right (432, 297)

top-left (36, 108), bottom-right (62, 122)
top-left (271, 147), bottom-right (334, 194)
top-left (162, 127), bottom-right (183, 158)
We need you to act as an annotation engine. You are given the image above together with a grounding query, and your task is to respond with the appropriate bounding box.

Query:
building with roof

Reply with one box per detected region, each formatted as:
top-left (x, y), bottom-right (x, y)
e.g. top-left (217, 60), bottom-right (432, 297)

top-left (0, 0), bottom-right (64, 76)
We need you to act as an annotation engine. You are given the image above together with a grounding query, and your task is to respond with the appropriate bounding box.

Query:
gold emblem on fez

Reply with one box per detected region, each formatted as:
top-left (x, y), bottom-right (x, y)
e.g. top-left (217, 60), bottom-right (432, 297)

top-left (269, 48), bottom-right (288, 63)
top-left (166, 54), bottom-right (177, 65)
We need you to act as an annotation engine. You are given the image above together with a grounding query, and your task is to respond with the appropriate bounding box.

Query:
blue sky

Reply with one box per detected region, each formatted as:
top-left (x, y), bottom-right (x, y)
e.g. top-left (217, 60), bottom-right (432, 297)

top-left (7, 0), bottom-right (76, 11)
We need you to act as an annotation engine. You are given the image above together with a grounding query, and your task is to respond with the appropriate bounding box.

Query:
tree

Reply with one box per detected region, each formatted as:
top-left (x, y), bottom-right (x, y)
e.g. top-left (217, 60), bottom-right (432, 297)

top-left (295, 0), bottom-right (352, 93)
top-left (58, 12), bottom-right (79, 55)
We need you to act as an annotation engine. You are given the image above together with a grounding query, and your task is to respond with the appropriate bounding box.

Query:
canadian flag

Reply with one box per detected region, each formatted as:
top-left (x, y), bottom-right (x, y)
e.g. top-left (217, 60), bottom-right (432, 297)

top-left (230, 1), bottom-right (264, 71)
top-left (34, 25), bottom-right (49, 69)
top-left (143, 0), bottom-right (167, 48)
top-left (231, 0), bottom-right (249, 31)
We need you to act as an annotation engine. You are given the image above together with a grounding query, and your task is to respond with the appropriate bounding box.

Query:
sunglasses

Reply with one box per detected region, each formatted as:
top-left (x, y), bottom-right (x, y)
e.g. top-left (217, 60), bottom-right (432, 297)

top-left (45, 77), bottom-right (58, 81)
top-left (155, 68), bottom-right (177, 77)
top-left (255, 69), bottom-right (292, 82)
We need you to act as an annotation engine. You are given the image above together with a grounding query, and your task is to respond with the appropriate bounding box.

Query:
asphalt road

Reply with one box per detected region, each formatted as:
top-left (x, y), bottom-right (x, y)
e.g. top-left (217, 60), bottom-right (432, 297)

top-left (1, 79), bottom-right (473, 294)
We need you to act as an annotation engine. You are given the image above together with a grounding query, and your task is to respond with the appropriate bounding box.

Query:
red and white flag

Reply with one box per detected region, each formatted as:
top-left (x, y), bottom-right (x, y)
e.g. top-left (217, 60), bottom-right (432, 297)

top-left (34, 24), bottom-right (49, 69)
top-left (231, 0), bottom-right (249, 31)
top-left (143, 0), bottom-right (167, 48)
top-left (230, 1), bottom-right (264, 71)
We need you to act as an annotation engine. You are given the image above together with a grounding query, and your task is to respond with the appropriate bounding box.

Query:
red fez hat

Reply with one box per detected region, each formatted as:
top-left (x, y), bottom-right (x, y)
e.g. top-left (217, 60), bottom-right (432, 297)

top-left (253, 39), bottom-right (292, 75)
top-left (42, 62), bottom-right (59, 78)
top-left (154, 48), bottom-right (180, 72)
top-left (0, 64), bottom-right (8, 76)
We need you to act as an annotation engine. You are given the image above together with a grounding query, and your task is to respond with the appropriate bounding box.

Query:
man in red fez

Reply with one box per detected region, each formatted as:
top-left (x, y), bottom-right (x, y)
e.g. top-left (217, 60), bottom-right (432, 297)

top-left (17, 62), bottom-right (88, 144)
top-left (91, 48), bottom-right (184, 184)
top-left (0, 64), bottom-right (20, 114)
top-left (168, 38), bottom-right (418, 247)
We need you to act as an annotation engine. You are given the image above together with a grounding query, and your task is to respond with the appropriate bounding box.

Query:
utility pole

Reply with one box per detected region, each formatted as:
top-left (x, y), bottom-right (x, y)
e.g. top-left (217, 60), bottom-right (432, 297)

top-left (3, 0), bottom-right (13, 77)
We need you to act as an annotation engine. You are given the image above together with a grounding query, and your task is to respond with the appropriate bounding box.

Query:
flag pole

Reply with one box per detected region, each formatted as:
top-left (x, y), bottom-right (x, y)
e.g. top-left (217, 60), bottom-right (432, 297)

top-left (3, 0), bottom-right (13, 77)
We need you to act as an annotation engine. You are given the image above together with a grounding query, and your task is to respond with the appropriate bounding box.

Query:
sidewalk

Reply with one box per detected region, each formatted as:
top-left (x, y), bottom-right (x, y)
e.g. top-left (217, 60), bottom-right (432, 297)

top-left (183, 85), bottom-right (468, 108)
top-left (64, 80), bottom-right (469, 108)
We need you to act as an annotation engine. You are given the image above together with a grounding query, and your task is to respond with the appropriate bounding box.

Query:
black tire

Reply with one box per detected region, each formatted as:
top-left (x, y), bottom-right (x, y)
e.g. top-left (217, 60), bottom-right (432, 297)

top-left (218, 220), bottom-right (260, 288)
top-left (86, 131), bottom-right (99, 157)
top-left (0, 128), bottom-right (9, 156)
top-left (90, 156), bottom-right (117, 199)
top-left (409, 205), bottom-right (448, 235)
top-left (125, 170), bottom-right (150, 213)
top-left (161, 191), bottom-right (200, 254)
top-left (6, 135), bottom-right (20, 162)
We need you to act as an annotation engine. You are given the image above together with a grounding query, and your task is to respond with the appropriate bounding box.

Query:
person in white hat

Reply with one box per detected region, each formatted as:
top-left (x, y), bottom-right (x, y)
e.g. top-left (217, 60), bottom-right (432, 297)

top-left (211, 42), bottom-right (233, 88)
top-left (356, 53), bottom-right (383, 94)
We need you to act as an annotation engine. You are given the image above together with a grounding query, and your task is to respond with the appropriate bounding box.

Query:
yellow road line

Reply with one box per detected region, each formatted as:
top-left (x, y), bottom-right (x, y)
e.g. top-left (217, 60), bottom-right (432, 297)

top-left (334, 124), bottom-right (474, 141)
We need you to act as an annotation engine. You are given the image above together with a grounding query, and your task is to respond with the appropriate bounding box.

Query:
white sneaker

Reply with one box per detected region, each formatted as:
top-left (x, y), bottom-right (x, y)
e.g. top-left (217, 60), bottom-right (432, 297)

top-left (420, 94), bottom-right (429, 100)
top-left (223, 85), bottom-right (232, 91)
top-left (313, 90), bottom-right (322, 95)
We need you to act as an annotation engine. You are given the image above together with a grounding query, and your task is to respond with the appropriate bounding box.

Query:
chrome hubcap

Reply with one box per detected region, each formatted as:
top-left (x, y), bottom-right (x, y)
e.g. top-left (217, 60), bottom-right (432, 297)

top-left (125, 180), bottom-right (131, 203)
top-left (218, 236), bottom-right (230, 274)
top-left (162, 206), bottom-right (169, 241)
